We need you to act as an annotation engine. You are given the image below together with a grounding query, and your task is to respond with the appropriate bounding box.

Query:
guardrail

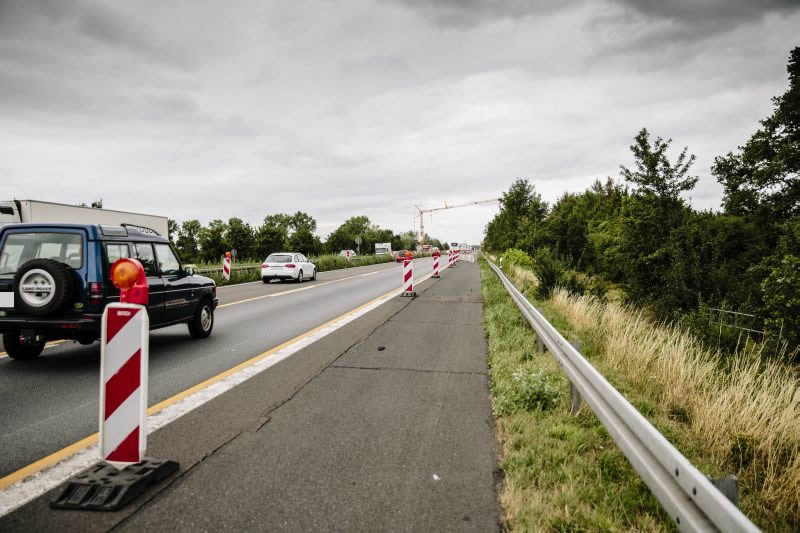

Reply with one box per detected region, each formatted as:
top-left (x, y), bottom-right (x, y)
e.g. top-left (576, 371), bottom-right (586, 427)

top-left (486, 258), bottom-right (759, 533)
top-left (193, 264), bottom-right (260, 274)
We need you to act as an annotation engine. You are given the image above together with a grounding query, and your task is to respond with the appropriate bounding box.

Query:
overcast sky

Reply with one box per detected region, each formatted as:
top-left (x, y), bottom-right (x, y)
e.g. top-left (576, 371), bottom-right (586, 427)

top-left (1, 0), bottom-right (798, 244)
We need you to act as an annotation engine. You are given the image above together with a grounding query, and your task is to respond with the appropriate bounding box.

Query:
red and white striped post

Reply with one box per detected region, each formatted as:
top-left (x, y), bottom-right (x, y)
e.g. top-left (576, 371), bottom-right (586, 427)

top-left (100, 303), bottom-right (149, 468)
top-left (432, 251), bottom-right (440, 278)
top-left (50, 258), bottom-right (180, 511)
top-left (222, 251), bottom-right (231, 282)
top-left (401, 258), bottom-right (415, 297)
top-left (100, 258), bottom-right (150, 469)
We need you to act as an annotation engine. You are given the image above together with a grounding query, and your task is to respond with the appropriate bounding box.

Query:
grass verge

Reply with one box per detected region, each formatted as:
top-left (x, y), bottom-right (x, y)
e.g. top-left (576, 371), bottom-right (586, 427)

top-left (481, 259), bottom-right (672, 531)
top-left (484, 256), bottom-right (800, 531)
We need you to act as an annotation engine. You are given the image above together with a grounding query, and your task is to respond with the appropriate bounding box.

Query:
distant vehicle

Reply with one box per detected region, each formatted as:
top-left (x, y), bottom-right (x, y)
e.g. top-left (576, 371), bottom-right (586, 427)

top-left (395, 250), bottom-right (414, 263)
top-left (432, 247), bottom-right (439, 253)
top-left (0, 223), bottom-right (217, 360)
top-left (421, 244), bottom-right (432, 252)
top-left (261, 252), bottom-right (316, 283)
top-left (0, 199), bottom-right (170, 237)
top-left (375, 242), bottom-right (392, 255)
top-left (339, 249), bottom-right (356, 258)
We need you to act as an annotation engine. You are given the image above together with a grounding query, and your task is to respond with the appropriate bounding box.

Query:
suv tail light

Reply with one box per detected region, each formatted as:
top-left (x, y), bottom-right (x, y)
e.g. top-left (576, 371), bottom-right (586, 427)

top-left (284, 264), bottom-right (296, 268)
top-left (89, 282), bottom-right (103, 305)
top-left (212, 286), bottom-right (216, 298)
top-left (262, 263), bottom-right (269, 268)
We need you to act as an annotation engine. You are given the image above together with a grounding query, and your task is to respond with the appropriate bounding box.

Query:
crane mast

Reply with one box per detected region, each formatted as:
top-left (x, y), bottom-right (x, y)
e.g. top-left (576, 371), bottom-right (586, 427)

top-left (415, 198), bottom-right (500, 246)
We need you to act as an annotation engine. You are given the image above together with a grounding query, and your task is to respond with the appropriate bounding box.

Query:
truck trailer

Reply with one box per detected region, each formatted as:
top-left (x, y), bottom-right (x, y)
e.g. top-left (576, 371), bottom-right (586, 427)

top-left (0, 200), bottom-right (169, 237)
top-left (374, 242), bottom-right (392, 255)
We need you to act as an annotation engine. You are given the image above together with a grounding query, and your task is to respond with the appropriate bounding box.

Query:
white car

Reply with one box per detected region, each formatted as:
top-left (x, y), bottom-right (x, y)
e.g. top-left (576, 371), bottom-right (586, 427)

top-left (261, 252), bottom-right (316, 283)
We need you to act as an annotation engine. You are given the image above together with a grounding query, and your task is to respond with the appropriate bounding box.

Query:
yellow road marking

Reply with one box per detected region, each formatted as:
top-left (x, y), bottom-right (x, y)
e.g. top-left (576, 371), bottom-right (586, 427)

top-left (0, 269), bottom-right (438, 491)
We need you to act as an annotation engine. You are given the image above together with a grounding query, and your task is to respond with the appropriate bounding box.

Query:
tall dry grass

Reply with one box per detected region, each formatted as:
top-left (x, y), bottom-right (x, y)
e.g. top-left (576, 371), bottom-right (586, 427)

top-left (549, 288), bottom-right (800, 525)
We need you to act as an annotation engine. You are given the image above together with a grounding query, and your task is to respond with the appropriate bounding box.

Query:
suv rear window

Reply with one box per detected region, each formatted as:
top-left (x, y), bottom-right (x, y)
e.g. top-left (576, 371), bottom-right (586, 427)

top-left (0, 232), bottom-right (83, 278)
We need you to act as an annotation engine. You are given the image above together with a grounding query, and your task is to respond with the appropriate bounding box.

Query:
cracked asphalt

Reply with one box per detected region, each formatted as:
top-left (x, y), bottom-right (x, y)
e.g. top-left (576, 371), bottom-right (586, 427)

top-left (1, 261), bottom-right (499, 532)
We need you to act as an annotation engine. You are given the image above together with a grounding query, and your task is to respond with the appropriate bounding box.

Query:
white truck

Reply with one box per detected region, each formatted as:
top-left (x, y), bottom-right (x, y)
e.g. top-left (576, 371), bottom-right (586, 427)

top-left (0, 200), bottom-right (170, 237)
top-left (374, 242), bottom-right (392, 256)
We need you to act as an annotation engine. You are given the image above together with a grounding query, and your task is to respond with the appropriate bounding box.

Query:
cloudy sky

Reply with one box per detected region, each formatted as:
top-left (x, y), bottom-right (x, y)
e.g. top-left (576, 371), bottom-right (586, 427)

top-left (1, 0), bottom-right (798, 244)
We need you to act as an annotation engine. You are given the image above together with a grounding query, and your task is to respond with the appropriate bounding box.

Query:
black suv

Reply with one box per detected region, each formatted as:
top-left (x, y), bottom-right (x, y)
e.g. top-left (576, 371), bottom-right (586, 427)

top-left (0, 223), bottom-right (218, 360)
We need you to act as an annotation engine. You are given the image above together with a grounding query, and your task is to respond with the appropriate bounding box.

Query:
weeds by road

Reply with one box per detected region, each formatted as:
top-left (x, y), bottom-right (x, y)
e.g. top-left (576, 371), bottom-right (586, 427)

top-left (481, 260), bottom-right (672, 531)
top-left (483, 257), bottom-right (800, 531)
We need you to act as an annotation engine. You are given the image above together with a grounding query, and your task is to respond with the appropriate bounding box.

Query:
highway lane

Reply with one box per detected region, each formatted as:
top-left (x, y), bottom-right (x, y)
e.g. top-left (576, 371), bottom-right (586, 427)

top-left (0, 257), bottom-right (432, 478)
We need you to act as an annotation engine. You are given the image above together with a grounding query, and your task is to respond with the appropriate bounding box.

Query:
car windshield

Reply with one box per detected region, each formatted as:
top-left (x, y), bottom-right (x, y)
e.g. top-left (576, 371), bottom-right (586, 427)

top-left (266, 254), bottom-right (293, 263)
top-left (0, 232), bottom-right (83, 278)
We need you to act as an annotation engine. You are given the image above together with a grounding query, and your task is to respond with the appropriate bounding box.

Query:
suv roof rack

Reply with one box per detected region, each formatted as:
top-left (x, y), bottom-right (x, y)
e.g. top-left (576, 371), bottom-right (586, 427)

top-left (121, 223), bottom-right (161, 236)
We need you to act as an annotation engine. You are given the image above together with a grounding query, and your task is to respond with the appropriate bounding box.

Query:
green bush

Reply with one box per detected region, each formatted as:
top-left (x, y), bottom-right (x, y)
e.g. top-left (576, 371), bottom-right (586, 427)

top-left (494, 367), bottom-right (561, 415)
top-left (557, 269), bottom-right (588, 296)
top-left (501, 248), bottom-right (534, 270)
top-left (762, 255), bottom-right (800, 354)
top-left (532, 247), bottom-right (566, 299)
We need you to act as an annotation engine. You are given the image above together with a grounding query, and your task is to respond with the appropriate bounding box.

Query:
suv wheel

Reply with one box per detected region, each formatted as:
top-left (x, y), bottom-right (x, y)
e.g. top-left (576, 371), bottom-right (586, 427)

top-left (297, 269), bottom-right (303, 283)
top-left (311, 269), bottom-right (317, 281)
top-left (13, 259), bottom-right (75, 317)
top-left (188, 300), bottom-right (214, 339)
top-left (2, 331), bottom-right (45, 360)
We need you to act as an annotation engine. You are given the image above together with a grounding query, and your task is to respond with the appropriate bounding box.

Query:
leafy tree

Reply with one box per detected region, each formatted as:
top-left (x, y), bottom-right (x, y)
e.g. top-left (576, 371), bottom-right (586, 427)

top-left (714, 46), bottom-right (800, 221)
top-left (289, 228), bottom-right (322, 256)
top-left (289, 211), bottom-right (317, 234)
top-left (168, 219), bottom-right (179, 243)
top-left (254, 215), bottom-right (289, 258)
top-left (484, 178), bottom-right (548, 252)
top-left (325, 216), bottom-right (371, 253)
top-left (620, 128), bottom-right (698, 201)
top-left (176, 219), bottom-right (202, 263)
top-left (399, 230), bottom-right (418, 251)
top-left (198, 219), bottom-right (228, 263)
top-left (225, 217), bottom-right (255, 259)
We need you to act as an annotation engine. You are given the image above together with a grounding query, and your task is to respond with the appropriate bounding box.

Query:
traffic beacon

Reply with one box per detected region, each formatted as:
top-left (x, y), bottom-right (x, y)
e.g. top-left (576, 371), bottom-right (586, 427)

top-left (401, 250), bottom-right (415, 297)
top-left (51, 258), bottom-right (179, 511)
top-left (432, 249), bottom-right (441, 278)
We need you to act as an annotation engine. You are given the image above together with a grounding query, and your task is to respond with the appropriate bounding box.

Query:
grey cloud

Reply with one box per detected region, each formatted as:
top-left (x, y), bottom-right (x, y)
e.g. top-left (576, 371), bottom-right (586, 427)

top-left (611, 0), bottom-right (800, 26)
top-left (385, 0), bottom-right (575, 27)
top-left (595, 0), bottom-right (800, 44)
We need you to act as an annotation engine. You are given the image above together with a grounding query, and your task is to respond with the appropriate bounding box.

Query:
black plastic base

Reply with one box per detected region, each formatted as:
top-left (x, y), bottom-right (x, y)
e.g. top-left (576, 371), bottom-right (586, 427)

top-left (50, 458), bottom-right (179, 511)
top-left (401, 291), bottom-right (416, 297)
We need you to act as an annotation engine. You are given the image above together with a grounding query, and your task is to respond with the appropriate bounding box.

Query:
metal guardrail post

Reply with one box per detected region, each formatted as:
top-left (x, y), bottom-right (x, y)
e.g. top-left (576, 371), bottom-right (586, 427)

top-left (485, 257), bottom-right (759, 533)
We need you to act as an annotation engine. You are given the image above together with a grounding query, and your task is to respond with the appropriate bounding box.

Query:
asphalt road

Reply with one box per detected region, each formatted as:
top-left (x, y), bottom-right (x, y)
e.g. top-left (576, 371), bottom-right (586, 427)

top-left (0, 258), bottom-right (432, 478)
top-left (1, 259), bottom-right (497, 532)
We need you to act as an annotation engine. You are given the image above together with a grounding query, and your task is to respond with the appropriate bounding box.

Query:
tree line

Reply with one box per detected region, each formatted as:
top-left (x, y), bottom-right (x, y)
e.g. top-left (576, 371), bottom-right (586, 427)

top-left (168, 211), bottom-right (448, 264)
top-left (484, 46), bottom-right (800, 356)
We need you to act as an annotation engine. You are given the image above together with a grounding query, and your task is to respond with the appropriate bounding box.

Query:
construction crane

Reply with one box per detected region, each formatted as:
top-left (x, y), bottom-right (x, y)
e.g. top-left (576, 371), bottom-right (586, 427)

top-left (415, 198), bottom-right (500, 246)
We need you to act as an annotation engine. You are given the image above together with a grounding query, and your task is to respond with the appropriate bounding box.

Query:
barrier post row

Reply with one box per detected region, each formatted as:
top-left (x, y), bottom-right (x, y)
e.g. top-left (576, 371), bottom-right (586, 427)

top-left (222, 251), bottom-right (231, 282)
top-left (401, 259), bottom-right (415, 297)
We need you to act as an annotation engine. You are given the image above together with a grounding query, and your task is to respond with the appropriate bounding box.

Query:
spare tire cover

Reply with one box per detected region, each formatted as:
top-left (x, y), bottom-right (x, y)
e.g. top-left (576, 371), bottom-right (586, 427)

top-left (13, 258), bottom-right (75, 317)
